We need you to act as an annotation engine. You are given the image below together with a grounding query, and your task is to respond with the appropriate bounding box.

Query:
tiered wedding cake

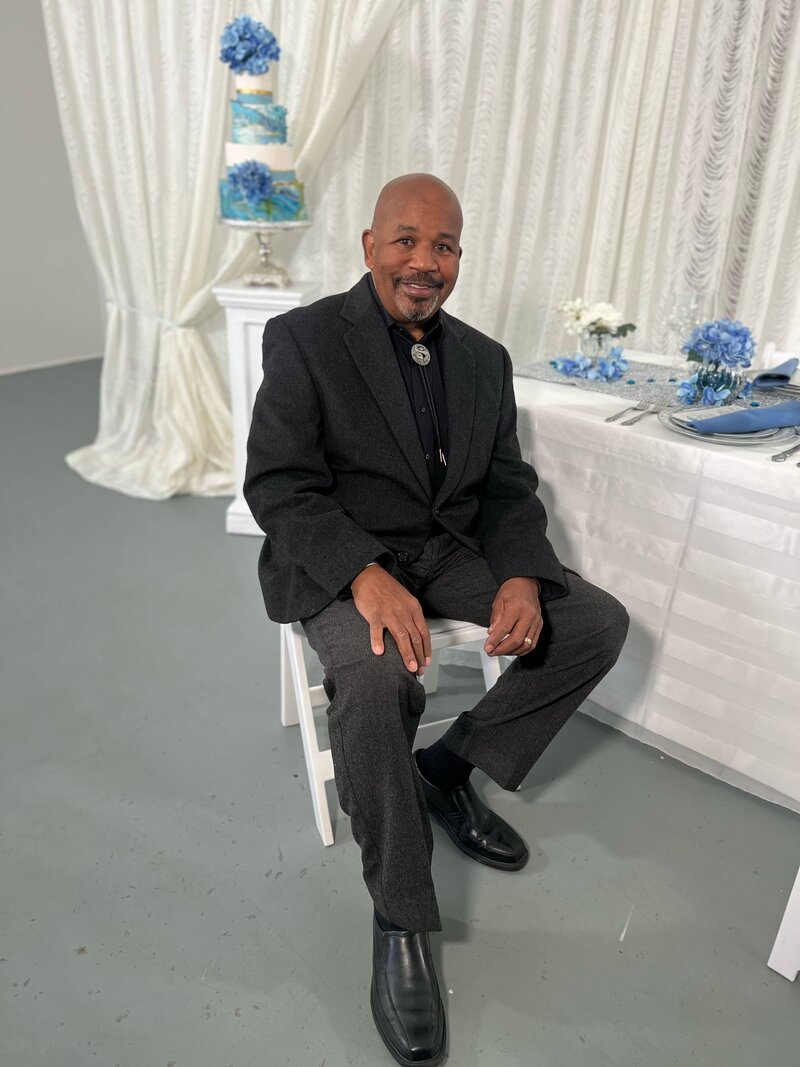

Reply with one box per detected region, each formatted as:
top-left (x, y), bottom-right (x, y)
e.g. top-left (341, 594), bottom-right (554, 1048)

top-left (218, 16), bottom-right (308, 224)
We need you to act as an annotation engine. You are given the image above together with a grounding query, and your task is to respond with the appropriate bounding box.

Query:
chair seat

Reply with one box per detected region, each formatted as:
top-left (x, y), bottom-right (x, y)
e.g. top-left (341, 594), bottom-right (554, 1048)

top-left (280, 617), bottom-right (505, 845)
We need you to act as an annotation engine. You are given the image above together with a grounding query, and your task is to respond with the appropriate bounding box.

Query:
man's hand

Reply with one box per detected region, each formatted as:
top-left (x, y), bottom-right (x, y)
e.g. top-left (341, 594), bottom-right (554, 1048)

top-left (484, 577), bottom-right (542, 657)
top-left (351, 565), bottom-right (431, 675)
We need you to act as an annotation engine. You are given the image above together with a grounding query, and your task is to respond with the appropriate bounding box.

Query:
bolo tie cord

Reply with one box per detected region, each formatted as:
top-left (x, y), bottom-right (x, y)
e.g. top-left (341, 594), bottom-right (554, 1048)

top-left (410, 342), bottom-right (446, 467)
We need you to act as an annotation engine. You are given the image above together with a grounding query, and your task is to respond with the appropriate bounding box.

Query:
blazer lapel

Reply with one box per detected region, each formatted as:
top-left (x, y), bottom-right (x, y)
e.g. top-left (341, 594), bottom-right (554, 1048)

top-left (436, 316), bottom-right (476, 504)
top-left (343, 284), bottom-right (431, 498)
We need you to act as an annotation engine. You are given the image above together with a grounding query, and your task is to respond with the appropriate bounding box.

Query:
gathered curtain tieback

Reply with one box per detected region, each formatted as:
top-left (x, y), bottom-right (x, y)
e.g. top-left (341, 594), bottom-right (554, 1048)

top-left (105, 299), bottom-right (190, 330)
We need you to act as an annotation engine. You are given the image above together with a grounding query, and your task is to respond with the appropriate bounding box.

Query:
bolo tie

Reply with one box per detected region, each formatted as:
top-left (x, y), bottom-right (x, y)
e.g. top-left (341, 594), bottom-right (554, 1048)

top-left (411, 343), bottom-right (447, 468)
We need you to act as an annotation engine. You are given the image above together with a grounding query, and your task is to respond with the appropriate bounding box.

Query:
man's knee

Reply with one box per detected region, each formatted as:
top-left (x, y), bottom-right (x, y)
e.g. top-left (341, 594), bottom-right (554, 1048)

top-left (555, 576), bottom-right (629, 663)
top-left (590, 588), bottom-right (629, 662)
top-left (335, 643), bottom-right (426, 722)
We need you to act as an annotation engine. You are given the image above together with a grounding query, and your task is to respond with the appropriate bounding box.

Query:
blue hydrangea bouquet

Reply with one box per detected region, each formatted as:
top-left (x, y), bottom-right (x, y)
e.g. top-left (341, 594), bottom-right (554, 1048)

top-left (676, 319), bottom-right (756, 406)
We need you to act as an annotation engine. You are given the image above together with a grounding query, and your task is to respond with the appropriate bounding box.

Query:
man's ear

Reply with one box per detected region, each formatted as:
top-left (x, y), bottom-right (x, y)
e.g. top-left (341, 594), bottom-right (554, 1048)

top-left (362, 229), bottom-right (375, 268)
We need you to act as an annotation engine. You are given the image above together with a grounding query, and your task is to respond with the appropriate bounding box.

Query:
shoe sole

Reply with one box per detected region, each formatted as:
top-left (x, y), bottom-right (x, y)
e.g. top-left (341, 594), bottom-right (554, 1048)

top-left (427, 806), bottom-right (529, 871)
top-left (370, 981), bottom-right (446, 1067)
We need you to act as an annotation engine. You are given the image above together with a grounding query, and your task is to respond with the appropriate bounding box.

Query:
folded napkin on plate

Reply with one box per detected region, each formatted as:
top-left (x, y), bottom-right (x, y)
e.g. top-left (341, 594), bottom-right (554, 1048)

top-left (687, 400), bottom-right (800, 434)
top-left (752, 357), bottom-right (799, 388)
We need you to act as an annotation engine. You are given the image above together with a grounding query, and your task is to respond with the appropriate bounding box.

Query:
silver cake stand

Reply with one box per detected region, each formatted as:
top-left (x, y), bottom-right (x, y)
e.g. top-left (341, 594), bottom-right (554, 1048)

top-left (221, 218), bottom-right (311, 288)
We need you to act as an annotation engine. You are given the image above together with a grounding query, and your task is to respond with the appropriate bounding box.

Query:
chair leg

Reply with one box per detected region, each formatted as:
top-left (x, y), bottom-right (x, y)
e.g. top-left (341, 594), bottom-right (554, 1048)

top-left (421, 650), bottom-right (441, 694)
top-left (480, 650), bottom-right (503, 691)
top-left (769, 864), bottom-right (800, 980)
top-left (286, 625), bottom-right (335, 846)
top-left (280, 625), bottom-right (299, 727)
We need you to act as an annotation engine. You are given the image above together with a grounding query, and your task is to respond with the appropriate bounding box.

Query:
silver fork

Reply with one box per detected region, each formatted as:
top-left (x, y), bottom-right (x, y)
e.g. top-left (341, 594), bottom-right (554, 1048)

top-left (620, 404), bottom-right (666, 426)
top-left (605, 402), bottom-right (648, 423)
top-left (771, 428), bottom-right (800, 462)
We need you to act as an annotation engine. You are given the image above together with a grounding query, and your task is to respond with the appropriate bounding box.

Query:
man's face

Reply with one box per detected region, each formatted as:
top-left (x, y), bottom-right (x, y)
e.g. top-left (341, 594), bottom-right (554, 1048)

top-left (362, 182), bottom-right (462, 330)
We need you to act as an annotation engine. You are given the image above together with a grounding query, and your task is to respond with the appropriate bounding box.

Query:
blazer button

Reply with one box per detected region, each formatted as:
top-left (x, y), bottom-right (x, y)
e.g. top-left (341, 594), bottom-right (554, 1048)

top-left (397, 551), bottom-right (409, 563)
top-left (434, 508), bottom-right (440, 516)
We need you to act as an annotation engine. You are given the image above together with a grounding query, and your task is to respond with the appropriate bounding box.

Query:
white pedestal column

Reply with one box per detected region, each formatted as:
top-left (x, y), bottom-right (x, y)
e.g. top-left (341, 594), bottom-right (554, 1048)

top-left (212, 281), bottom-right (318, 535)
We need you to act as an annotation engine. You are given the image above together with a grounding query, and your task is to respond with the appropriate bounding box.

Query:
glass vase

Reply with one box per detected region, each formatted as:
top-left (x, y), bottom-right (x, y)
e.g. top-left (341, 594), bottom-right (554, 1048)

top-left (579, 331), bottom-right (613, 358)
top-left (693, 361), bottom-right (745, 405)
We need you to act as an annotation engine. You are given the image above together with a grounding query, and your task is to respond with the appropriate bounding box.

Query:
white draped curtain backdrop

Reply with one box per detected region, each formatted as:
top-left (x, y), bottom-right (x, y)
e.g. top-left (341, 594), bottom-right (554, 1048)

top-left (42, 0), bottom-right (800, 500)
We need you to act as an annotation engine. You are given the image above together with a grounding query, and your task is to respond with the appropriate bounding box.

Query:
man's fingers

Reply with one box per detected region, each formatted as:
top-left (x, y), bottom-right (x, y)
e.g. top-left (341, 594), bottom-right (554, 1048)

top-left (487, 616), bottom-right (530, 656)
top-left (390, 626), bottom-right (418, 673)
top-left (504, 614), bottom-right (544, 656)
top-left (369, 623), bottom-right (385, 656)
top-left (413, 612), bottom-right (432, 667)
top-left (484, 609), bottom-right (515, 653)
top-left (411, 630), bottom-right (426, 674)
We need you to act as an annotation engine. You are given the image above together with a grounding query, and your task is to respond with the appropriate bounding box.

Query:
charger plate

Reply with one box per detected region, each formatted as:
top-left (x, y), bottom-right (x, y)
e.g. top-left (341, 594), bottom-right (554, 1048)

top-left (658, 406), bottom-right (797, 446)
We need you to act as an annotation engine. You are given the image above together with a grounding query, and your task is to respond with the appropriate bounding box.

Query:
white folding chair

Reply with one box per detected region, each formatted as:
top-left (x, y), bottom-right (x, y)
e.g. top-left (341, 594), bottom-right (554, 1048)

top-left (768, 862), bottom-right (800, 981)
top-left (280, 618), bottom-right (504, 845)
top-left (755, 341), bottom-right (799, 371)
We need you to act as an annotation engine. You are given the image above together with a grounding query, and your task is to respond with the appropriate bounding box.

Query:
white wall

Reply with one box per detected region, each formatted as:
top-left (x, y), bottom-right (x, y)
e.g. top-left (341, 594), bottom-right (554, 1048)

top-left (0, 1), bottom-right (104, 376)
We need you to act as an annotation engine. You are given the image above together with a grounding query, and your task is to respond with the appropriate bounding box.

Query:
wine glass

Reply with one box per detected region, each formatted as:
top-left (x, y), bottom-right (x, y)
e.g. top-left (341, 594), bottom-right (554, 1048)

top-left (664, 288), bottom-right (715, 367)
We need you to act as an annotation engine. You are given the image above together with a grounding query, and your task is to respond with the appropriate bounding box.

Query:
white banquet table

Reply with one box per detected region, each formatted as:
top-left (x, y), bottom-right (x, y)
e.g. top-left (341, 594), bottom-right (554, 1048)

top-left (511, 366), bottom-right (800, 814)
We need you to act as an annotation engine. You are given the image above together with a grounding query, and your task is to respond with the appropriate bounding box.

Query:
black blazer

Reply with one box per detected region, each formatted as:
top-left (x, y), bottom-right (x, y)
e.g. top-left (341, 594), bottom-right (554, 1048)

top-left (244, 273), bottom-right (565, 622)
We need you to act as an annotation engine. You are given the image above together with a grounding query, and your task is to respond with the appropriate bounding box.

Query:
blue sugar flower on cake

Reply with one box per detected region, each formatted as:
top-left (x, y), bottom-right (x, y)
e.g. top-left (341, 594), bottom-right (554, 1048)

top-left (226, 160), bottom-right (274, 209)
top-left (220, 16), bottom-right (280, 75)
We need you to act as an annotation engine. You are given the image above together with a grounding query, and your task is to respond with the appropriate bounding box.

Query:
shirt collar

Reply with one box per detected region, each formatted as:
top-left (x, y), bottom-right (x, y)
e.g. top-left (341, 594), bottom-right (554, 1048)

top-left (367, 273), bottom-right (443, 343)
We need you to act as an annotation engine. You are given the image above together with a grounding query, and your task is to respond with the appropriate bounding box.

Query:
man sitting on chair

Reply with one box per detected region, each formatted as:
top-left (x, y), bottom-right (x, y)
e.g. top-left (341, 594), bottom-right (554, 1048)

top-left (244, 173), bottom-right (629, 1066)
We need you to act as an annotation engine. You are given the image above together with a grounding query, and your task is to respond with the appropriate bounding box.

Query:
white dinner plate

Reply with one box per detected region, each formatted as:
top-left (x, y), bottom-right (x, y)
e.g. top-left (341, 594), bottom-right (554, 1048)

top-left (657, 406), bottom-right (797, 446)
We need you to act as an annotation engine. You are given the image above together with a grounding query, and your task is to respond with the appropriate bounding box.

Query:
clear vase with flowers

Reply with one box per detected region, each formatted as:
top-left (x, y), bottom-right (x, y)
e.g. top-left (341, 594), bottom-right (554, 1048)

top-left (676, 319), bottom-right (755, 406)
top-left (559, 298), bottom-right (636, 356)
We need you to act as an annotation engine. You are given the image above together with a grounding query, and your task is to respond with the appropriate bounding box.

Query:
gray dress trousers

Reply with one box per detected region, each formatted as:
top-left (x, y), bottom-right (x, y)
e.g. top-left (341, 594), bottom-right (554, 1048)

top-left (301, 531), bottom-right (629, 932)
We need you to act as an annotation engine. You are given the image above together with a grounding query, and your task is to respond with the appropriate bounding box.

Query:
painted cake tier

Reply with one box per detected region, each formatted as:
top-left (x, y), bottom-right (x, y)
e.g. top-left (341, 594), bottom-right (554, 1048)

top-left (231, 99), bottom-right (287, 144)
top-left (219, 171), bottom-right (308, 223)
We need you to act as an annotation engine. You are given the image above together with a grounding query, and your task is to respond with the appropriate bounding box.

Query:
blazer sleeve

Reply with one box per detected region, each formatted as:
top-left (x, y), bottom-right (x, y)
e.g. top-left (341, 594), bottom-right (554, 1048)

top-left (243, 315), bottom-right (394, 597)
top-left (476, 347), bottom-right (567, 600)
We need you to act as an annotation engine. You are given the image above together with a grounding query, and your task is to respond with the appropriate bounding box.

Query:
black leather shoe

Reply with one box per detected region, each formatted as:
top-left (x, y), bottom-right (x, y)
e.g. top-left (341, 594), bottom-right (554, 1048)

top-left (370, 914), bottom-right (446, 1066)
top-left (415, 751), bottom-right (529, 871)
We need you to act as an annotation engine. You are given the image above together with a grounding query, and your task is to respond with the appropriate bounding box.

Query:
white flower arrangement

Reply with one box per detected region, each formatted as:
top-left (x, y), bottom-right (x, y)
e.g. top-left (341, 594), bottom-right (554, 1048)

top-left (558, 298), bottom-right (635, 339)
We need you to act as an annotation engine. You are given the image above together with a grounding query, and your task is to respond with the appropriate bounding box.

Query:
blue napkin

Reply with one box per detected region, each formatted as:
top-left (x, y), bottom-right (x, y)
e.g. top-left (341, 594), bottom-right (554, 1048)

top-left (687, 400), bottom-right (800, 434)
top-left (752, 358), bottom-right (799, 389)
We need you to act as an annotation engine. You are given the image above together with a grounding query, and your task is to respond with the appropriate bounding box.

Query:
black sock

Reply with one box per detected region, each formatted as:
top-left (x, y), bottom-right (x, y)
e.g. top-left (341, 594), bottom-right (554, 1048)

top-left (374, 908), bottom-right (405, 932)
top-left (416, 739), bottom-right (474, 790)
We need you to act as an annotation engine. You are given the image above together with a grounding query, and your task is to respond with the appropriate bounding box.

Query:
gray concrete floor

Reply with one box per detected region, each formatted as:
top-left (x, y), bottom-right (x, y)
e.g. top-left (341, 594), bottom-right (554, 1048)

top-left (1, 359), bottom-right (799, 1067)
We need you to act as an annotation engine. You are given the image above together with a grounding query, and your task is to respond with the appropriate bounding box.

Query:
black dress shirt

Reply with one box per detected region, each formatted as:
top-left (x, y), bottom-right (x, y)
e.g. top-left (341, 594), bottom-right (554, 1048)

top-left (368, 276), bottom-right (449, 497)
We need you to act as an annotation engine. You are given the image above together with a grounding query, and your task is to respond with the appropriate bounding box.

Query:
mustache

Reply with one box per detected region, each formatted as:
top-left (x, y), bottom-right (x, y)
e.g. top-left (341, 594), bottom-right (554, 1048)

top-left (393, 273), bottom-right (444, 289)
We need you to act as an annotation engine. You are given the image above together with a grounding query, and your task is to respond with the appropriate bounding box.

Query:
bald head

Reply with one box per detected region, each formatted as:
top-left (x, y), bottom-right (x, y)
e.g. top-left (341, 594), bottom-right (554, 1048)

top-left (371, 174), bottom-right (463, 233)
top-left (362, 173), bottom-right (463, 339)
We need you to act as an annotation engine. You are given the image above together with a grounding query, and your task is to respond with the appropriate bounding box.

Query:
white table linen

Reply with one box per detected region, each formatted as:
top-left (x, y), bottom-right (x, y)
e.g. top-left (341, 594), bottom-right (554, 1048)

top-left (511, 370), bottom-right (800, 813)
